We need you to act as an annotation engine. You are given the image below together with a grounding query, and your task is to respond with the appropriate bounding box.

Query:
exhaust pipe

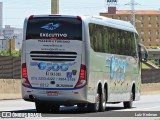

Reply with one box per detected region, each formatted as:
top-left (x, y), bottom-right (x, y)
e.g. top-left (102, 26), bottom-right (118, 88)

top-left (29, 95), bottom-right (36, 101)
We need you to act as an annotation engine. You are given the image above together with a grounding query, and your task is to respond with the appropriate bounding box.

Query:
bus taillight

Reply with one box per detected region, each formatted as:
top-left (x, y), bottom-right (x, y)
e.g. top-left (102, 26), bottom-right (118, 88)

top-left (28, 15), bottom-right (34, 20)
top-left (75, 64), bottom-right (87, 88)
top-left (22, 63), bottom-right (27, 78)
top-left (22, 63), bottom-right (31, 87)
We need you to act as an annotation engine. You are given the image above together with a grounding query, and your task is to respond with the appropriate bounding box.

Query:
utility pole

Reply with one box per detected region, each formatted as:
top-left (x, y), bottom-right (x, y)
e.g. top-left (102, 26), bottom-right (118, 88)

top-left (51, 0), bottom-right (59, 14)
top-left (131, 0), bottom-right (136, 27)
top-left (9, 39), bottom-right (11, 56)
top-left (125, 0), bottom-right (139, 27)
top-left (9, 35), bottom-right (16, 56)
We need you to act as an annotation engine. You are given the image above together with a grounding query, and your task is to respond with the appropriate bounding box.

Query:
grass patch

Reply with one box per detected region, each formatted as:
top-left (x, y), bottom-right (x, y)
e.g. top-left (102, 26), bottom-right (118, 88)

top-left (142, 63), bottom-right (151, 69)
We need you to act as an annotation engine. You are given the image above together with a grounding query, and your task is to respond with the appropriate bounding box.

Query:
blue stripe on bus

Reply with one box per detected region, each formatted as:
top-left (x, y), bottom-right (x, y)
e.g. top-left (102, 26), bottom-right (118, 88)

top-left (22, 85), bottom-right (82, 90)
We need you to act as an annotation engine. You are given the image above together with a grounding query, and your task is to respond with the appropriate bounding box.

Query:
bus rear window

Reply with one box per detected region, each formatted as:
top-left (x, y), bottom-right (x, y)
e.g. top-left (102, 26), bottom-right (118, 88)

top-left (26, 17), bottom-right (82, 40)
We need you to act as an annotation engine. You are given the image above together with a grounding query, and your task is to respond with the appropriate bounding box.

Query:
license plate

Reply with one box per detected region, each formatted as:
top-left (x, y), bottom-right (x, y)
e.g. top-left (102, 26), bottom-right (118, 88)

top-left (46, 91), bottom-right (59, 96)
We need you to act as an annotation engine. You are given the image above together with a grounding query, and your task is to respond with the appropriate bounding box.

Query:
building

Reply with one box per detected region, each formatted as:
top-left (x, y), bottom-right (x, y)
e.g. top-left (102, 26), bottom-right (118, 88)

top-left (0, 2), bottom-right (3, 36)
top-left (2, 25), bottom-right (23, 50)
top-left (100, 9), bottom-right (160, 48)
top-left (3, 25), bottom-right (14, 38)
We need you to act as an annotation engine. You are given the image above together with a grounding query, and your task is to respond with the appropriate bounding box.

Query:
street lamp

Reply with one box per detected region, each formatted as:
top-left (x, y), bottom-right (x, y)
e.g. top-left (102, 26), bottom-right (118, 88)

top-left (0, 35), bottom-right (4, 50)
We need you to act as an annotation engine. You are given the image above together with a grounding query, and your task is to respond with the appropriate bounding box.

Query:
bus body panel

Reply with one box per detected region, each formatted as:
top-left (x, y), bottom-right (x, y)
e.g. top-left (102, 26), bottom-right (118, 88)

top-left (22, 39), bottom-right (88, 103)
top-left (87, 47), bottom-right (140, 103)
top-left (22, 15), bottom-right (141, 106)
top-left (22, 85), bottom-right (88, 104)
top-left (25, 40), bottom-right (82, 89)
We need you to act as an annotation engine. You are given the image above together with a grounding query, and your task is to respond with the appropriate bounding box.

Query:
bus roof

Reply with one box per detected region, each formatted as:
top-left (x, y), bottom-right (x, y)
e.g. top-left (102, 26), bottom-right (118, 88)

top-left (82, 16), bottom-right (137, 33)
top-left (26, 15), bottom-right (138, 34)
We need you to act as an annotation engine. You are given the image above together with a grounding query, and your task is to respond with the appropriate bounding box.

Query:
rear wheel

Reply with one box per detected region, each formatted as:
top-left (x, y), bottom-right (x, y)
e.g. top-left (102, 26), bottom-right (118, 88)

top-left (87, 93), bottom-right (100, 112)
top-left (99, 89), bottom-right (106, 112)
top-left (123, 90), bottom-right (133, 108)
top-left (51, 105), bottom-right (60, 113)
top-left (35, 102), bottom-right (50, 113)
top-left (77, 103), bottom-right (86, 108)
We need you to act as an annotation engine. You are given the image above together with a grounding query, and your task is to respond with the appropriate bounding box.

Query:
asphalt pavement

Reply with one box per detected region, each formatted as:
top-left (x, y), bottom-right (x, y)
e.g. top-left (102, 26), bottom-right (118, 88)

top-left (0, 94), bottom-right (160, 119)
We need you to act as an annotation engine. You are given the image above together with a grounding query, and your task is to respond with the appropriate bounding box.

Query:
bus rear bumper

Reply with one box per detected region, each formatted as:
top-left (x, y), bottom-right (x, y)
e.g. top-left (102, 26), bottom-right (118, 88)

top-left (22, 86), bottom-right (88, 105)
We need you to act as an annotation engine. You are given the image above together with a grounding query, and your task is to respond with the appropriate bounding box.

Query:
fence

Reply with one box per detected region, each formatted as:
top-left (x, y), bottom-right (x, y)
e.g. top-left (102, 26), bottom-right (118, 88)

top-left (0, 56), bottom-right (21, 79)
top-left (0, 56), bottom-right (160, 83)
top-left (141, 69), bottom-right (160, 83)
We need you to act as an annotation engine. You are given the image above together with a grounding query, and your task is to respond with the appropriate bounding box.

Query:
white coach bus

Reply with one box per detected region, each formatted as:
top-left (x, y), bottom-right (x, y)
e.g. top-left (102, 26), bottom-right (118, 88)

top-left (21, 15), bottom-right (147, 113)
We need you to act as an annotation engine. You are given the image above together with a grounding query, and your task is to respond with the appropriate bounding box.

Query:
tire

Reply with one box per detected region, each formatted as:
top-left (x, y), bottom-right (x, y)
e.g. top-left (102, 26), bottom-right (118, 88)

top-left (99, 89), bottom-right (106, 112)
top-left (35, 102), bottom-right (50, 113)
top-left (87, 93), bottom-right (100, 112)
top-left (123, 91), bottom-right (133, 108)
top-left (77, 104), bottom-right (86, 108)
top-left (51, 105), bottom-right (60, 113)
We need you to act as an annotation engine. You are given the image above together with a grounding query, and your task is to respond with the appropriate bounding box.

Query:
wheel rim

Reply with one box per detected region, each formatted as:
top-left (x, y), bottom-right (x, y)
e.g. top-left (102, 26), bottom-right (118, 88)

top-left (96, 94), bottom-right (100, 111)
top-left (102, 92), bottom-right (106, 109)
top-left (130, 92), bottom-right (133, 106)
top-left (51, 105), bottom-right (60, 112)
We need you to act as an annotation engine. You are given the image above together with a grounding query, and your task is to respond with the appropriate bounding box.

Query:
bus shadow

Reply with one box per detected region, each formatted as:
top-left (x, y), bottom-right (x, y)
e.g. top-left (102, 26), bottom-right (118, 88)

top-left (0, 106), bottom-right (136, 115)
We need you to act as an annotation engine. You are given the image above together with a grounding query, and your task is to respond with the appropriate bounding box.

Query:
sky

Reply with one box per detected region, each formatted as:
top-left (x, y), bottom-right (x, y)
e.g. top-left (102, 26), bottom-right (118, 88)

top-left (0, 0), bottom-right (160, 28)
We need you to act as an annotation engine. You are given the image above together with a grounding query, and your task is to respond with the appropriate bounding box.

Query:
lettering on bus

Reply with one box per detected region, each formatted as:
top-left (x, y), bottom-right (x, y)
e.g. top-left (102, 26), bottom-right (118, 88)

top-left (38, 40), bottom-right (70, 43)
top-left (56, 84), bottom-right (73, 88)
top-left (41, 48), bottom-right (65, 51)
top-left (40, 23), bottom-right (68, 38)
top-left (31, 77), bottom-right (55, 81)
top-left (30, 62), bottom-right (76, 72)
top-left (40, 33), bottom-right (68, 38)
top-left (46, 72), bottom-right (61, 76)
top-left (43, 44), bottom-right (63, 47)
top-left (106, 55), bottom-right (127, 81)
top-left (31, 77), bottom-right (76, 81)
top-left (40, 83), bottom-right (49, 88)
top-left (38, 63), bottom-right (69, 71)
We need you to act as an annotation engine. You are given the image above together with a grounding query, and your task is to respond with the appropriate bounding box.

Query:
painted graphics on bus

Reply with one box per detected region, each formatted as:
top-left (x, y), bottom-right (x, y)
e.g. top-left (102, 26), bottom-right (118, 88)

top-left (22, 17), bottom-right (86, 90)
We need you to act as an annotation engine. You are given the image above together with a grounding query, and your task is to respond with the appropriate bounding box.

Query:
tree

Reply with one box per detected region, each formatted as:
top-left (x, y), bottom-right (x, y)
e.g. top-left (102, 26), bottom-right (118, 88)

top-left (0, 49), bottom-right (21, 57)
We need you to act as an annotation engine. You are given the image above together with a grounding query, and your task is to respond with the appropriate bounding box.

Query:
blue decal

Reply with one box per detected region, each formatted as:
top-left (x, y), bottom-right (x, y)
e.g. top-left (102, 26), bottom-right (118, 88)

top-left (110, 56), bottom-right (116, 79)
top-left (46, 63), bottom-right (52, 71)
top-left (30, 62), bottom-right (38, 66)
top-left (60, 64), bottom-right (69, 71)
top-left (52, 64), bottom-right (60, 71)
top-left (106, 55), bottom-right (127, 81)
top-left (67, 72), bottom-right (72, 78)
top-left (38, 62), bottom-right (47, 70)
top-left (31, 62), bottom-right (75, 71)
top-left (68, 62), bottom-right (76, 66)
top-left (41, 23), bottom-right (60, 31)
